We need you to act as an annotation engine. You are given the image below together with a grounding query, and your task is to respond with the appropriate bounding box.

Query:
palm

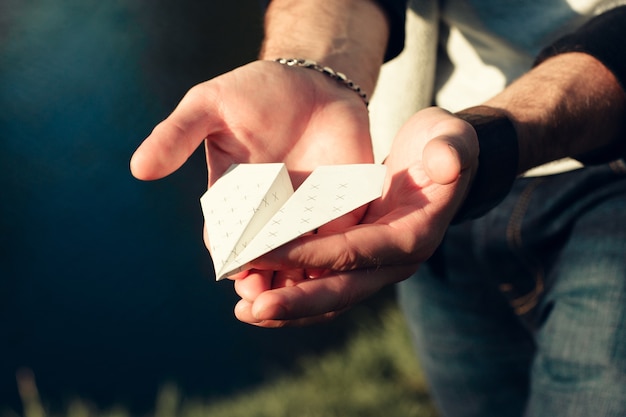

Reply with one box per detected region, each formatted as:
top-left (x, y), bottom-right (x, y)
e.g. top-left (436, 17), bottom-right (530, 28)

top-left (231, 108), bottom-right (479, 327)
top-left (131, 60), bottom-right (373, 187)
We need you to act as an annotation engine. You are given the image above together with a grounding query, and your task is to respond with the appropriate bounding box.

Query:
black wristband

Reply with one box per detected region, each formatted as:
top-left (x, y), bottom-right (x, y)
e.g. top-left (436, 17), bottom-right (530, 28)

top-left (451, 107), bottom-right (519, 224)
top-left (374, 0), bottom-right (409, 61)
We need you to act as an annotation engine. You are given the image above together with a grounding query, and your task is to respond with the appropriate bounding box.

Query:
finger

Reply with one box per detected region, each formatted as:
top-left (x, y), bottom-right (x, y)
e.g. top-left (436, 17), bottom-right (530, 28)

top-left (253, 220), bottom-right (424, 273)
top-left (233, 270), bottom-right (274, 302)
top-left (422, 137), bottom-right (463, 184)
top-left (249, 264), bottom-right (416, 322)
top-left (130, 84), bottom-right (220, 180)
top-left (422, 132), bottom-right (478, 186)
top-left (234, 298), bottom-right (346, 327)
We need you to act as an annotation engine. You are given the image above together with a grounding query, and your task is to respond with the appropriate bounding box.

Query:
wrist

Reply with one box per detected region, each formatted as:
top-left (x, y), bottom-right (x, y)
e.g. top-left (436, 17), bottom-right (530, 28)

top-left (273, 58), bottom-right (369, 106)
top-left (260, 0), bottom-right (388, 96)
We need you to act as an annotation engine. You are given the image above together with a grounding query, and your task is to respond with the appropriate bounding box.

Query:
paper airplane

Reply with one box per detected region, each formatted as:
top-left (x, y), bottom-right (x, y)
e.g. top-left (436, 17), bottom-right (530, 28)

top-left (200, 163), bottom-right (386, 280)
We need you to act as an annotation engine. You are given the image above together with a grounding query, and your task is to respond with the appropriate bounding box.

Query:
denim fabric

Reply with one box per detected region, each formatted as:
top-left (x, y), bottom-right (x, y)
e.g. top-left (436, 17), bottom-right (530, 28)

top-left (398, 161), bottom-right (626, 417)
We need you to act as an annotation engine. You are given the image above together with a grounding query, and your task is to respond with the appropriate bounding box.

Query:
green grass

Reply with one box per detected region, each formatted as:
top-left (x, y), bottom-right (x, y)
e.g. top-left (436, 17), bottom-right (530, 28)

top-left (9, 303), bottom-right (437, 417)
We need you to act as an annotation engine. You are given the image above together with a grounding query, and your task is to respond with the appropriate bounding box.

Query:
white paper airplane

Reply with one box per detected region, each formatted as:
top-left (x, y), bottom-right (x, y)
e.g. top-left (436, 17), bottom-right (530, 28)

top-left (200, 163), bottom-right (386, 280)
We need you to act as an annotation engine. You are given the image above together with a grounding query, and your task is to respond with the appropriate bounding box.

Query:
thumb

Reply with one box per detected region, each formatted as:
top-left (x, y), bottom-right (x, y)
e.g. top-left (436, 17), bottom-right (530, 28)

top-left (422, 128), bottom-right (478, 185)
top-left (130, 85), bottom-right (220, 181)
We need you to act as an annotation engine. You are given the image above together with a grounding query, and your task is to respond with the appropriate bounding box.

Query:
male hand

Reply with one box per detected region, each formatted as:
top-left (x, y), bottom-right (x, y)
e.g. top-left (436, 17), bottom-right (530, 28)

top-left (130, 60), bottom-right (375, 272)
top-left (130, 60), bottom-right (374, 187)
top-left (232, 107), bottom-right (480, 327)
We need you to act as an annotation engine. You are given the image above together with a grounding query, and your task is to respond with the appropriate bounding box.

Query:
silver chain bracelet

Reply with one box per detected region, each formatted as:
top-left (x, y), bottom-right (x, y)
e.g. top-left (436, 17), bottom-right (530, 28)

top-left (274, 58), bottom-right (369, 107)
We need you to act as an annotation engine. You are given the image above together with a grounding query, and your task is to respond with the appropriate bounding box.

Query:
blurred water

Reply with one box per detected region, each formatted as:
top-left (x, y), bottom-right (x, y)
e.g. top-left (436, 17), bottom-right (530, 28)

top-left (0, 1), bottom-right (366, 413)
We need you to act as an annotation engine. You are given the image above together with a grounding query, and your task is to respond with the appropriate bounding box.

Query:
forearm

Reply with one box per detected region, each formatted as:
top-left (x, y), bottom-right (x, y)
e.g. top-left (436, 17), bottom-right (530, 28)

top-left (484, 52), bottom-right (626, 174)
top-left (260, 0), bottom-right (390, 98)
top-left (452, 6), bottom-right (626, 222)
top-left (453, 54), bottom-right (626, 222)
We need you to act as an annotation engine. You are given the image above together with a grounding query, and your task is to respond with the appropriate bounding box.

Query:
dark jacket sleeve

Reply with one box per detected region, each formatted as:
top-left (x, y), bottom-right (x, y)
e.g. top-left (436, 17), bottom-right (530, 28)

top-left (374, 0), bottom-right (409, 61)
top-left (535, 5), bottom-right (626, 93)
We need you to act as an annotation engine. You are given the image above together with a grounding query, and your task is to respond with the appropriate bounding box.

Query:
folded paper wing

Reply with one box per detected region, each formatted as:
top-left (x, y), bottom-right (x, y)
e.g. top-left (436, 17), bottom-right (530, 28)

top-left (200, 163), bottom-right (386, 280)
top-left (200, 163), bottom-right (294, 280)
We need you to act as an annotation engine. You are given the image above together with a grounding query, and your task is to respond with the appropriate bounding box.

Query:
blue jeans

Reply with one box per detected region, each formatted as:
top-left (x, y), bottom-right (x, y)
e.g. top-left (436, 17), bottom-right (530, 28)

top-left (398, 161), bottom-right (626, 417)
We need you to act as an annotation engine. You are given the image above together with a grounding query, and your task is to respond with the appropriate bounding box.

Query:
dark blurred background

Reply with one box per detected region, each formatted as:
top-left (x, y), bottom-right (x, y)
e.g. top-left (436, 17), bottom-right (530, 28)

top-left (0, 1), bottom-right (384, 413)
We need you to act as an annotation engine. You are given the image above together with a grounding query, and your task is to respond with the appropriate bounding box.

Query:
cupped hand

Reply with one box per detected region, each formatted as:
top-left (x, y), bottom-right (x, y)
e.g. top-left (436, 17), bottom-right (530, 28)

top-left (232, 107), bottom-right (480, 327)
top-left (130, 60), bottom-right (373, 187)
top-left (130, 60), bottom-right (375, 287)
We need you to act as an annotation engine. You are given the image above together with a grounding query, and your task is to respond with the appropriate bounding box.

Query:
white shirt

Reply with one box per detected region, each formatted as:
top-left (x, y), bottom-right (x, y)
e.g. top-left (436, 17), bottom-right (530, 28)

top-left (369, 0), bottom-right (625, 174)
